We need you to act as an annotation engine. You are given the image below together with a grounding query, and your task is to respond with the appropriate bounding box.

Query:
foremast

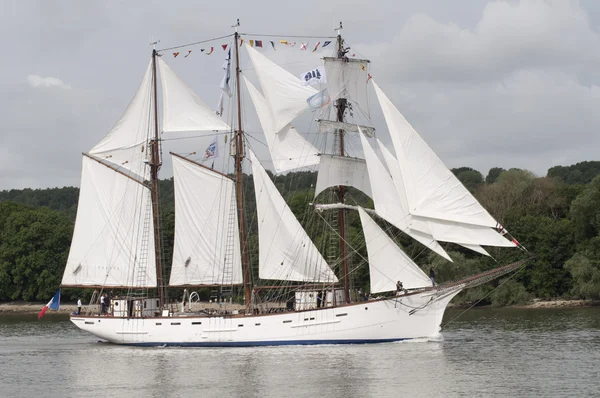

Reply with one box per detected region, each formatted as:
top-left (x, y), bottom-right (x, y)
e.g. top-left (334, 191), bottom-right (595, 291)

top-left (335, 24), bottom-right (350, 303)
top-left (233, 22), bottom-right (252, 306)
top-left (151, 48), bottom-right (165, 307)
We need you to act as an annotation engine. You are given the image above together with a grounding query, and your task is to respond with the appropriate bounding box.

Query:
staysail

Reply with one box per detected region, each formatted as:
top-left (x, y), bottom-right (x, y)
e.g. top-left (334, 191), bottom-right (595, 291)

top-left (250, 150), bottom-right (338, 283)
top-left (245, 44), bottom-right (317, 133)
top-left (358, 130), bottom-right (452, 261)
top-left (372, 80), bottom-right (499, 228)
top-left (358, 207), bottom-right (431, 292)
top-left (243, 75), bottom-right (320, 173)
top-left (169, 155), bottom-right (243, 286)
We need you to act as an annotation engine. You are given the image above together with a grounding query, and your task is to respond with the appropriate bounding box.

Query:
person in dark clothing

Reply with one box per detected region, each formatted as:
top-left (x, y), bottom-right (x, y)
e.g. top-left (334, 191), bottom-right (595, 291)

top-left (396, 281), bottom-right (403, 295)
top-left (429, 267), bottom-right (436, 287)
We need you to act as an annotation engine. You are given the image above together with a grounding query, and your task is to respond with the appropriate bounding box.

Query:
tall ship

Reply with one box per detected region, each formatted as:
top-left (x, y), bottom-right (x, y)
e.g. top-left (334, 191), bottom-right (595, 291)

top-left (62, 23), bottom-right (529, 346)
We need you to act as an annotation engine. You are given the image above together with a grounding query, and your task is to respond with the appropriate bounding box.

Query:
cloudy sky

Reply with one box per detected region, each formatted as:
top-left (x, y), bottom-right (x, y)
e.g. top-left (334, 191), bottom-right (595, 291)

top-left (2, 0), bottom-right (600, 189)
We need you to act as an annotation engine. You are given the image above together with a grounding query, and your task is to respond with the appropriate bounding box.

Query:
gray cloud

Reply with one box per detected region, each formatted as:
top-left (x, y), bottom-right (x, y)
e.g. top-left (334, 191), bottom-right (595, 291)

top-left (1, 0), bottom-right (600, 189)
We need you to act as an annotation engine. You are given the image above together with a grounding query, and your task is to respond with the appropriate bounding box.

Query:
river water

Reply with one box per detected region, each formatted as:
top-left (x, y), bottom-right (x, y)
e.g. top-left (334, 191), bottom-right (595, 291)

top-left (1, 308), bottom-right (598, 398)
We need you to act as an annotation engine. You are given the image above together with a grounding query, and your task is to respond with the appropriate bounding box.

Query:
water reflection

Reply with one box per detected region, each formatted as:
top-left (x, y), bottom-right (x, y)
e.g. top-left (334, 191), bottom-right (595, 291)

top-left (1, 308), bottom-right (599, 398)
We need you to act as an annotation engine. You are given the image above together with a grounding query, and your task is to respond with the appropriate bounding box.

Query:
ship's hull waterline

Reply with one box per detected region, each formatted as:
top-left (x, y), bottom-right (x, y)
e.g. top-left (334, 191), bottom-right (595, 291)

top-left (70, 288), bottom-right (462, 347)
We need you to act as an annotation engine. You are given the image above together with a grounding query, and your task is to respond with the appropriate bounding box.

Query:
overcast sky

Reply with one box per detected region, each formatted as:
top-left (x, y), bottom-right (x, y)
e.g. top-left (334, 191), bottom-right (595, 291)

top-left (2, 0), bottom-right (600, 190)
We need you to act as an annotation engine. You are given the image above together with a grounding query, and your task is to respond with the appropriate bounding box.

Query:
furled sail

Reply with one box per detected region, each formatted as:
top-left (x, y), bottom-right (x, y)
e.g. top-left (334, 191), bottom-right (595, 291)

top-left (250, 150), bottom-right (338, 283)
top-left (158, 58), bottom-right (230, 133)
top-left (314, 155), bottom-right (372, 199)
top-left (358, 207), bottom-right (431, 292)
top-left (89, 60), bottom-right (153, 179)
top-left (169, 155), bottom-right (243, 286)
top-left (358, 130), bottom-right (452, 261)
top-left (317, 120), bottom-right (375, 137)
top-left (323, 57), bottom-right (370, 117)
top-left (62, 155), bottom-right (157, 287)
top-left (372, 80), bottom-right (499, 228)
top-left (243, 75), bottom-right (319, 173)
top-left (245, 44), bottom-right (317, 133)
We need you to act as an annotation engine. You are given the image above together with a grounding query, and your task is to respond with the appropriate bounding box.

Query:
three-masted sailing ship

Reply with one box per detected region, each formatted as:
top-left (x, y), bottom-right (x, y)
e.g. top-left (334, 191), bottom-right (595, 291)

top-left (62, 23), bottom-right (528, 346)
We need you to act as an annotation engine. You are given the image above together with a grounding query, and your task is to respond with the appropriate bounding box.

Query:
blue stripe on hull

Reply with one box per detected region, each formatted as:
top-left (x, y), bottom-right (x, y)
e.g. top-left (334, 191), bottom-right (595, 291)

top-left (123, 338), bottom-right (409, 348)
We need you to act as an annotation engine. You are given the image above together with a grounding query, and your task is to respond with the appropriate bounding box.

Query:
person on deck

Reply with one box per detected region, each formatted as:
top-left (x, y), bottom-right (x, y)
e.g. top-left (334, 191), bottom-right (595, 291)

top-left (77, 298), bottom-right (82, 315)
top-left (100, 294), bottom-right (106, 315)
top-left (429, 267), bottom-right (436, 287)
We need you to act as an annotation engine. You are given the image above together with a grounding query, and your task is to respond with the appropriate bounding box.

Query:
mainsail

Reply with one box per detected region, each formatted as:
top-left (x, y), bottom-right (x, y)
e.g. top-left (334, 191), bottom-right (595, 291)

top-left (250, 150), bottom-right (338, 283)
top-left (158, 57), bottom-right (231, 133)
top-left (358, 207), bottom-right (431, 292)
top-left (169, 155), bottom-right (243, 286)
top-left (89, 60), bottom-right (153, 178)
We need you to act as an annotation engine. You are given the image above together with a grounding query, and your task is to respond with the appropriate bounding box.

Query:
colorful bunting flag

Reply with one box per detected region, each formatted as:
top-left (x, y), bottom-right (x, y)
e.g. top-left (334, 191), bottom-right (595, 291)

top-left (312, 42), bottom-right (320, 52)
top-left (280, 40), bottom-right (288, 45)
top-left (323, 41), bottom-right (331, 48)
top-left (184, 50), bottom-right (192, 58)
top-left (300, 42), bottom-right (308, 50)
top-left (289, 42), bottom-right (296, 47)
top-left (360, 63), bottom-right (366, 71)
top-left (239, 38), bottom-right (244, 47)
top-left (173, 52), bottom-right (180, 58)
top-left (270, 41), bottom-right (276, 50)
top-left (206, 47), bottom-right (214, 55)
top-left (222, 44), bottom-right (228, 51)
top-left (255, 40), bottom-right (263, 48)
top-left (201, 48), bottom-right (205, 52)
top-left (367, 73), bottom-right (372, 82)
top-left (249, 40), bottom-right (254, 47)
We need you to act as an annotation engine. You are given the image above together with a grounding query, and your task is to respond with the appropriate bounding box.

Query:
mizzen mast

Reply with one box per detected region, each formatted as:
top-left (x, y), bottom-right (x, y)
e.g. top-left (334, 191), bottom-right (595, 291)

top-left (335, 22), bottom-right (350, 303)
top-left (151, 44), bottom-right (165, 307)
top-left (233, 20), bottom-right (252, 306)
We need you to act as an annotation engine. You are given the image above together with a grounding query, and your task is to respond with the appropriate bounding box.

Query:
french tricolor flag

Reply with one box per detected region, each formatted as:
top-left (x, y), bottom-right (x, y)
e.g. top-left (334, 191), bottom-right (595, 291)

top-left (38, 290), bottom-right (61, 319)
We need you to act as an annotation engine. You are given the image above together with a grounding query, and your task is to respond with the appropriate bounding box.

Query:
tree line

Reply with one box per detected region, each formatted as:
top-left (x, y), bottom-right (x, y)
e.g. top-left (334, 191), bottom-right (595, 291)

top-left (1, 160), bottom-right (599, 306)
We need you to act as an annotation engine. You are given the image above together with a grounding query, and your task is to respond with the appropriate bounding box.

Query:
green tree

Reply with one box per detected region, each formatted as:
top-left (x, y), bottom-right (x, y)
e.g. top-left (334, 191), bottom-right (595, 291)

top-left (486, 167), bottom-right (506, 184)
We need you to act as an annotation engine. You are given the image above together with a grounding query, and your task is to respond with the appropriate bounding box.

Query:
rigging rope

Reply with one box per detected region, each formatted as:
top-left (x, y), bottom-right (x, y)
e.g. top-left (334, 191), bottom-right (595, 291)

top-left (440, 260), bottom-right (531, 329)
top-left (157, 33), bottom-right (235, 52)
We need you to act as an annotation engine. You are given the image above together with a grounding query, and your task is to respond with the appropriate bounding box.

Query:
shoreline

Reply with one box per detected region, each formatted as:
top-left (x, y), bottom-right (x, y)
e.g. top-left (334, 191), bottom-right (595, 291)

top-left (1, 298), bottom-right (599, 315)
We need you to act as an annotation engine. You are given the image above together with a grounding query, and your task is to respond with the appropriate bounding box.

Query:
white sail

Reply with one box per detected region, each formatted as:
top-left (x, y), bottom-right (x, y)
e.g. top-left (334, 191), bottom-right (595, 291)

top-left (62, 156), bottom-right (156, 287)
top-left (359, 130), bottom-right (452, 261)
top-left (358, 207), bottom-right (431, 292)
top-left (169, 155), bottom-right (243, 286)
top-left (245, 44), bottom-right (317, 133)
top-left (378, 139), bottom-right (512, 252)
top-left (89, 60), bottom-right (153, 179)
top-left (158, 58), bottom-right (230, 133)
top-left (323, 57), bottom-right (370, 117)
top-left (373, 80), bottom-right (498, 228)
top-left (314, 155), bottom-right (372, 199)
top-left (243, 75), bottom-right (320, 173)
top-left (250, 150), bottom-right (338, 283)
top-left (458, 243), bottom-right (491, 257)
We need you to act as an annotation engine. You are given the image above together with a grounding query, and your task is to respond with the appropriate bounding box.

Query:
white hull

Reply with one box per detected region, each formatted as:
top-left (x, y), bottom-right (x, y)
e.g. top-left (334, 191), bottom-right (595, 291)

top-left (70, 288), bottom-right (461, 347)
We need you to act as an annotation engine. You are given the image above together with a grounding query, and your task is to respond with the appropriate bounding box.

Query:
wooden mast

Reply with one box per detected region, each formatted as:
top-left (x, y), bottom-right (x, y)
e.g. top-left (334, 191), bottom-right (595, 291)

top-left (233, 21), bottom-right (252, 306)
top-left (151, 48), bottom-right (165, 307)
top-left (336, 23), bottom-right (350, 303)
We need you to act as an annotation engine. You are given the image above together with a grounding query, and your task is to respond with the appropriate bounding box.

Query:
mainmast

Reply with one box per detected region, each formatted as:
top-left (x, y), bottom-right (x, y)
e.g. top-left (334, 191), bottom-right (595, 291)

top-left (335, 23), bottom-right (350, 303)
top-left (233, 20), bottom-right (252, 306)
top-left (151, 47), bottom-right (165, 307)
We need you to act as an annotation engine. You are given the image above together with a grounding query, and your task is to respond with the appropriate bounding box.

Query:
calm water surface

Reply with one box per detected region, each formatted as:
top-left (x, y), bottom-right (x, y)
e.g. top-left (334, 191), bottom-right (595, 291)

top-left (1, 308), bottom-right (599, 398)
